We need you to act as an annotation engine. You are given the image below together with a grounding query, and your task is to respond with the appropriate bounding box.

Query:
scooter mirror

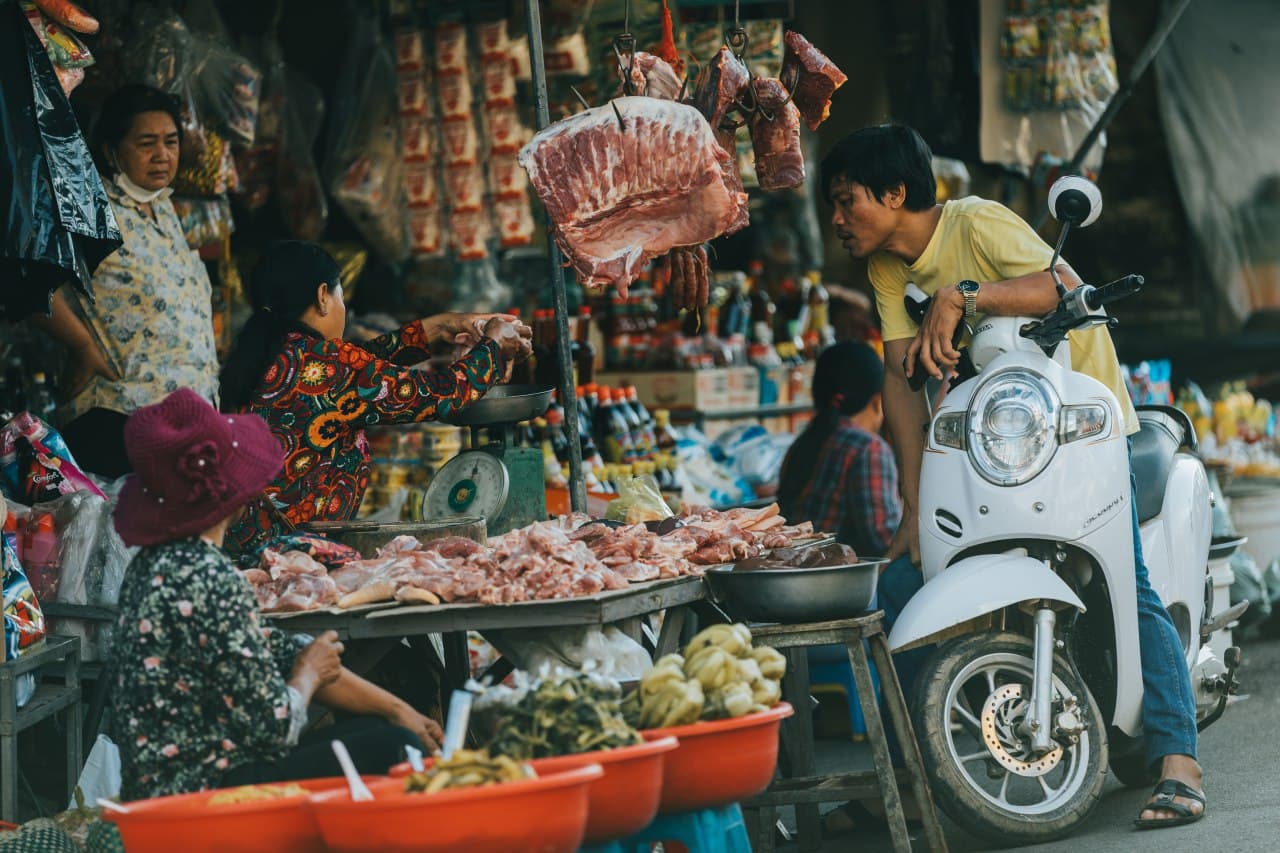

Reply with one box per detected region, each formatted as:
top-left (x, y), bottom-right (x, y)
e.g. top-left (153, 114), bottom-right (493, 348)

top-left (1047, 175), bottom-right (1103, 228)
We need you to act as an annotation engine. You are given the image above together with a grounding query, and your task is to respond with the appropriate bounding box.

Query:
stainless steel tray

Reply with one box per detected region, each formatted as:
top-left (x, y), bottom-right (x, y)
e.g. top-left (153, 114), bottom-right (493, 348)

top-left (443, 384), bottom-right (555, 427)
top-left (703, 558), bottom-right (889, 624)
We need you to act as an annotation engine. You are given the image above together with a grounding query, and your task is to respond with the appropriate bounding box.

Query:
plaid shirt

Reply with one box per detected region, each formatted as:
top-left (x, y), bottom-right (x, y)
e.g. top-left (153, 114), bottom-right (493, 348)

top-left (790, 421), bottom-right (902, 557)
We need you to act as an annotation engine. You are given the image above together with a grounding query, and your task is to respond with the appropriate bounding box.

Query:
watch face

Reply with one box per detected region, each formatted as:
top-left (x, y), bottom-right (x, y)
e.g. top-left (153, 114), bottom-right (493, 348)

top-left (959, 280), bottom-right (980, 294)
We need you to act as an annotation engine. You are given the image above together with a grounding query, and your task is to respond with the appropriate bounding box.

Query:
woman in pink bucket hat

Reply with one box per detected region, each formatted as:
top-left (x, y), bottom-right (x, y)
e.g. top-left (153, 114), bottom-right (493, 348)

top-left (109, 388), bottom-right (442, 802)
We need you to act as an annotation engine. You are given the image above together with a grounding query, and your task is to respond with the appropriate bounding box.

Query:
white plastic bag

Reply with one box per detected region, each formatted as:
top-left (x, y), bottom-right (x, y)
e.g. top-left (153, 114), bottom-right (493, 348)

top-left (70, 734), bottom-right (121, 808)
top-left (486, 626), bottom-right (653, 682)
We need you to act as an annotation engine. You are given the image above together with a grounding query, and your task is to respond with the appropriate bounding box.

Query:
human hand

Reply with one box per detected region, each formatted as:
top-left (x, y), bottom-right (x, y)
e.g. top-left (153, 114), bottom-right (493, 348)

top-left (885, 508), bottom-right (921, 567)
top-left (484, 316), bottom-right (532, 363)
top-left (904, 285), bottom-right (964, 382)
top-left (423, 313), bottom-right (530, 348)
top-left (63, 343), bottom-right (120, 399)
top-left (388, 704), bottom-right (444, 753)
top-left (290, 631), bottom-right (344, 699)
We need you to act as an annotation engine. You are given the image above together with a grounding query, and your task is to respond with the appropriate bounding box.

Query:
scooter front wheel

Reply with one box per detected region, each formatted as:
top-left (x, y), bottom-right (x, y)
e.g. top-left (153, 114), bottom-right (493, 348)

top-left (912, 632), bottom-right (1108, 846)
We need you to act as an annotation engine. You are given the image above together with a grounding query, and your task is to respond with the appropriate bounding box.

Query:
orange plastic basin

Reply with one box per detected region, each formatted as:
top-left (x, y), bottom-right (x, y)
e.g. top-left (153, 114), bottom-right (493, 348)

top-left (642, 702), bottom-right (794, 814)
top-left (528, 736), bottom-right (678, 844)
top-left (103, 776), bottom-right (379, 853)
top-left (308, 763), bottom-right (603, 853)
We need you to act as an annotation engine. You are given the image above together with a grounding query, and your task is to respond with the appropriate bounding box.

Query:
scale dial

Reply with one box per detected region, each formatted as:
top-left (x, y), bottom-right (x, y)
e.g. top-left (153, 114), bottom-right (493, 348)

top-left (424, 451), bottom-right (510, 523)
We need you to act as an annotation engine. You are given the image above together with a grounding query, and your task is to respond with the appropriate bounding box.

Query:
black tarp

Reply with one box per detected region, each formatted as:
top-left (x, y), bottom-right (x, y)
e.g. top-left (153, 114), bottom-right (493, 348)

top-left (0, 0), bottom-right (121, 319)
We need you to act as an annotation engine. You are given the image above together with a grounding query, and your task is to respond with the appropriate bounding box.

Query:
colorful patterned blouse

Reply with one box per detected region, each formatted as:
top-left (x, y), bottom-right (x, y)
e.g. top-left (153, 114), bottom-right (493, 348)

top-left (226, 325), bottom-right (505, 559)
top-left (111, 539), bottom-right (300, 801)
top-left (63, 179), bottom-right (219, 422)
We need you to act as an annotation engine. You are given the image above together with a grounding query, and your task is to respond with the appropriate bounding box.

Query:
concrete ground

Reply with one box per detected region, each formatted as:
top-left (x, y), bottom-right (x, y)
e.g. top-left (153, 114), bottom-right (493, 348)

top-left (774, 632), bottom-right (1280, 852)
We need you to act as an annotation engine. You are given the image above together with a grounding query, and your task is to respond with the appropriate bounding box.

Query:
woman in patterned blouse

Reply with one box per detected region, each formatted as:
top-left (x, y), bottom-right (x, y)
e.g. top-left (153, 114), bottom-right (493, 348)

top-left (219, 241), bottom-right (530, 560)
top-left (34, 85), bottom-right (219, 479)
top-left (111, 389), bottom-right (443, 801)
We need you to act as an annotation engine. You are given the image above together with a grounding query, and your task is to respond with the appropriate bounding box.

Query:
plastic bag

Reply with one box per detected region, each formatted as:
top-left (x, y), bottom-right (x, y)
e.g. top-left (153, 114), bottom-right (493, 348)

top-left (172, 196), bottom-right (233, 249)
top-left (0, 3), bottom-right (121, 319)
top-left (71, 735), bottom-right (121, 808)
top-left (606, 476), bottom-right (672, 524)
top-left (0, 412), bottom-right (106, 504)
top-left (485, 625), bottom-right (653, 683)
top-left (188, 38), bottom-right (261, 146)
top-left (277, 68), bottom-right (328, 241)
top-left (3, 535), bottom-right (45, 707)
top-left (326, 15), bottom-right (409, 265)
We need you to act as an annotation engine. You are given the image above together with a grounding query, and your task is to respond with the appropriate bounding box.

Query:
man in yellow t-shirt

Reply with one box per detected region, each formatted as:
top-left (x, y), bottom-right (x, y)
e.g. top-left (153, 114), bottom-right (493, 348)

top-left (820, 124), bottom-right (1202, 830)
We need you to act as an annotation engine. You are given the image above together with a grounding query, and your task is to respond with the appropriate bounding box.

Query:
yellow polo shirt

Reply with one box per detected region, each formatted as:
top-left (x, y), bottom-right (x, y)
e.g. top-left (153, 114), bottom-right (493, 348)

top-left (867, 196), bottom-right (1139, 435)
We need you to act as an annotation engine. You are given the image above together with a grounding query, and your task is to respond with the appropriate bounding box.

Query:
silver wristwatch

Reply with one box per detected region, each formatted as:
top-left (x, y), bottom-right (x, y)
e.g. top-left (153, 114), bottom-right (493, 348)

top-left (958, 280), bottom-right (980, 319)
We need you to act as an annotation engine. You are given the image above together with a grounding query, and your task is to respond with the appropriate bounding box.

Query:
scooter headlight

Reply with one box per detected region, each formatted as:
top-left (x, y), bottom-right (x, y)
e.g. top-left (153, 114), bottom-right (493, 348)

top-left (968, 369), bottom-right (1059, 485)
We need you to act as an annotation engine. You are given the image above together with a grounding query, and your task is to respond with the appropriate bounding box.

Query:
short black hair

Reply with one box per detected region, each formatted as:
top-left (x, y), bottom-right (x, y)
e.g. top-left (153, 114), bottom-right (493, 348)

top-left (89, 84), bottom-right (184, 176)
top-left (819, 124), bottom-right (936, 211)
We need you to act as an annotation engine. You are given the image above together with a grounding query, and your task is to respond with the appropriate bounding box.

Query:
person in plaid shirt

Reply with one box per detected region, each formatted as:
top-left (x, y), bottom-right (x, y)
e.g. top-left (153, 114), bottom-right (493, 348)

top-left (777, 341), bottom-right (900, 557)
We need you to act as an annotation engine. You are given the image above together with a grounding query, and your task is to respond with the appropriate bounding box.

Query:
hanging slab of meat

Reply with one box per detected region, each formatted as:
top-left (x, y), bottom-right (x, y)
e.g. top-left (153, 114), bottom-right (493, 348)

top-left (692, 47), bottom-right (750, 132)
top-left (519, 97), bottom-right (746, 294)
top-left (619, 52), bottom-right (684, 100)
top-left (780, 31), bottom-right (848, 132)
top-left (749, 78), bottom-right (805, 191)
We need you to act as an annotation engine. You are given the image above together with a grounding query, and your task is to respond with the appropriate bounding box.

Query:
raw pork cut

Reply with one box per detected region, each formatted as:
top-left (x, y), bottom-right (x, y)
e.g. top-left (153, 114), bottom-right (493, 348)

top-left (748, 78), bottom-right (805, 191)
top-left (692, 47), bottom-right (750, 132)
top-left (780, 31), bottom-right (848, 132)
top-left (619, 52), bottom-right (684, 100)
top-left (519, 97), bottom-right (746, 294)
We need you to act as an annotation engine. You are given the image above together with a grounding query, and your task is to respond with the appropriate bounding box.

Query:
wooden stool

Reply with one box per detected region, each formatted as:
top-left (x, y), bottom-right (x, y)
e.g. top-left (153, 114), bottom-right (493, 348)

top-left (0, 636), bottom-right (83, 823)
top-left (741, 613), bottom-right (947, 853)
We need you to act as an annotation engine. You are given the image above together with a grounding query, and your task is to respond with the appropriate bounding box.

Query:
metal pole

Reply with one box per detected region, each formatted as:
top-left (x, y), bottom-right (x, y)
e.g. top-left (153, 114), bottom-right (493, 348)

top-left (1032, 0), bottom-right (1193, 229)
top-left (526, 0), bottom-right (588, 514)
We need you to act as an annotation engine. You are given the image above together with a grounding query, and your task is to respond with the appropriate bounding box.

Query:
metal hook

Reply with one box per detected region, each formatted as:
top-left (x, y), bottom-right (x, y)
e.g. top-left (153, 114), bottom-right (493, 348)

top-left (569, 85), bottom-right (592, 111)
top-left (614, 35), bottom-right (638, 96)
top-left (611, 100), bottom-right (627, 132)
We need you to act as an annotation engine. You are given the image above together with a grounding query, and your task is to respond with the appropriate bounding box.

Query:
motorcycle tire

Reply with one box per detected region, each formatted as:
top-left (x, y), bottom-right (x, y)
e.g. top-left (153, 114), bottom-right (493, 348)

top-left (911, 632), bottom-right (1109, 847)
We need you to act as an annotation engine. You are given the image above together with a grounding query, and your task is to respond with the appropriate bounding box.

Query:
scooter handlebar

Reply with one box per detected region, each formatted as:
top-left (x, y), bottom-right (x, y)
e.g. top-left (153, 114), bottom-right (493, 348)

top-left (1084, 274), bottom-right (1144, 310)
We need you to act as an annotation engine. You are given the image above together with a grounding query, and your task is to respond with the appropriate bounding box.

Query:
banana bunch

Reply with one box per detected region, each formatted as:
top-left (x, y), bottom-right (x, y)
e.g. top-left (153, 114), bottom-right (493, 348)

top-left (403, 749), bottom-right (534, 794)
top-left (629, 624), bottom-right (789, 727)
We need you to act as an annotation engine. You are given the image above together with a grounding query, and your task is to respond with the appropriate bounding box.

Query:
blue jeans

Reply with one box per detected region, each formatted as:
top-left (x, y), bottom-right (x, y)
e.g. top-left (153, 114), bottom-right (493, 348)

top-left (872, 447), bottom-right (1198, 770)
top-left (1128, 445), bottom-right (1199, 769)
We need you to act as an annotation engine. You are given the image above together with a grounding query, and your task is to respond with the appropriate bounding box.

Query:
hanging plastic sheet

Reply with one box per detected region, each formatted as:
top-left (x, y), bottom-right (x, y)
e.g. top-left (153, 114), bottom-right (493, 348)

top-left (1155, 0), bottom-right (1280, 322)
top-left (0, 2), bottom-right (121, 319)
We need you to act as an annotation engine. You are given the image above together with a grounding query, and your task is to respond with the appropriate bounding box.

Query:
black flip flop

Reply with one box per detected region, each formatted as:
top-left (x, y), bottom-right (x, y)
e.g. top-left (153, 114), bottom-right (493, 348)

top-left (1134, 779), bottom-right (1206, 830)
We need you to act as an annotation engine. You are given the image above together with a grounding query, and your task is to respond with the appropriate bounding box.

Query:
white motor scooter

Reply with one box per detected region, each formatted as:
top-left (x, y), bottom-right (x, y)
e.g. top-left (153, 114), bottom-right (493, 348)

top-left (886, 176), bottom-right (1245, 845)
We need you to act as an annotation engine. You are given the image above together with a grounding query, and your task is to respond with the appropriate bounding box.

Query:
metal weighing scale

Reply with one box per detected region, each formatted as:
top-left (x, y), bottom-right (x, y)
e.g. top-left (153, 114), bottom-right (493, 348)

top-left (424, 384), bottom-right (555, 535)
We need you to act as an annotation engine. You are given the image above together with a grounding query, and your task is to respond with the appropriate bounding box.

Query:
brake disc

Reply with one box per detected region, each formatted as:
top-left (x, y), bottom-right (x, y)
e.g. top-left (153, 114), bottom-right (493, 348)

top-left (980, 684), bottom-right (1064, 777)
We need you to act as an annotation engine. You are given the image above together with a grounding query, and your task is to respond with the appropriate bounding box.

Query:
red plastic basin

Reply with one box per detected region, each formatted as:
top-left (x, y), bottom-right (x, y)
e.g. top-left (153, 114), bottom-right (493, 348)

top-left (308, 763), bottom-right (603, 853)
top-left (103, 776), bottom-right (379, 853)
top-left (528, 736), bottom-right (678, 844)
top-left (642, 702), bottom-right (794, 813)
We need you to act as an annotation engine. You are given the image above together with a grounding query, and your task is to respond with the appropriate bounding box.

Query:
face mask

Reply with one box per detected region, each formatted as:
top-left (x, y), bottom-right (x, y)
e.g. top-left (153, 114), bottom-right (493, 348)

top-left (114, 170), bottom-right (172, 205)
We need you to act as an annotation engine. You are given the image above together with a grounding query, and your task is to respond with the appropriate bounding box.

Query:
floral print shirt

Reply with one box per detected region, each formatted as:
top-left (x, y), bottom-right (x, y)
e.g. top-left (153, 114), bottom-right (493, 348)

top-left (111, 539), bottom-right (299, 801)
top-left (63, 179), bottom-right (219, 422)
top-left (226, 325), bottom-right (505, 560)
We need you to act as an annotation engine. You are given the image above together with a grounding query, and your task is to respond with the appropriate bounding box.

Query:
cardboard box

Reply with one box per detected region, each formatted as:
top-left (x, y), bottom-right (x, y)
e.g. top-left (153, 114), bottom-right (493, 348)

top-left (757, 365), bottom-right (790, 407)
top-left (726, 367), bottom-right (760, 410)
top-left (597, 369), bottom-right (733, 413)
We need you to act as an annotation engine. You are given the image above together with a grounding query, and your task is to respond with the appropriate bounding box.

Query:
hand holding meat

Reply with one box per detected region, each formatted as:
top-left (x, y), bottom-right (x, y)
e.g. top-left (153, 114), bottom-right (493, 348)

top-left (290, 631), bottom-right (344, 700)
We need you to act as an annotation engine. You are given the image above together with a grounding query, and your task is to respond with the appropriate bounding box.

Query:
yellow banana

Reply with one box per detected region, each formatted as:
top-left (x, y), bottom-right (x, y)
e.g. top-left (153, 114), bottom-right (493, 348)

top-left (685, 623), bottom-right (751, 657)
top-left (750, 646), bottom-right (787, 681)
top-left (751, 676), bottom-right (782, 707)
top-left (684, 646), bottom-right (736, 690)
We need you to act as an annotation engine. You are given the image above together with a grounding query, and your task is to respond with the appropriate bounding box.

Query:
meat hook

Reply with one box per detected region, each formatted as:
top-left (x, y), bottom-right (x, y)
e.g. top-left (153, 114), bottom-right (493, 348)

top-left (611, 100), bottom-right (627, 132)
top-left (569, 85), bottom-right (592, 111)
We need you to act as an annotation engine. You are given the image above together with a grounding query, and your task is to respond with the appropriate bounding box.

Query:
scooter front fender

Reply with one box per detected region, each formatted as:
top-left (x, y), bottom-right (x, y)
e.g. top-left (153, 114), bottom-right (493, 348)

top-left (887, 554), bottom-right (1085, 652)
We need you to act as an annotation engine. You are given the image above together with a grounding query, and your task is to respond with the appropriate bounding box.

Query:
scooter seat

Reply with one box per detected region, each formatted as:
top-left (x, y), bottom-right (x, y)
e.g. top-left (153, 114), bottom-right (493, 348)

top-left (1131, 408), bottom-right (1190, 522)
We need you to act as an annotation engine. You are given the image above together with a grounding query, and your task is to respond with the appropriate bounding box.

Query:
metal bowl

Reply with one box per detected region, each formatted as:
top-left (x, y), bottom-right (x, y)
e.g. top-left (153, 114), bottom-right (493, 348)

top-left (443, 384), bottom-right (555, 427)
top-left (703, 559), bottom-right (888, 624)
